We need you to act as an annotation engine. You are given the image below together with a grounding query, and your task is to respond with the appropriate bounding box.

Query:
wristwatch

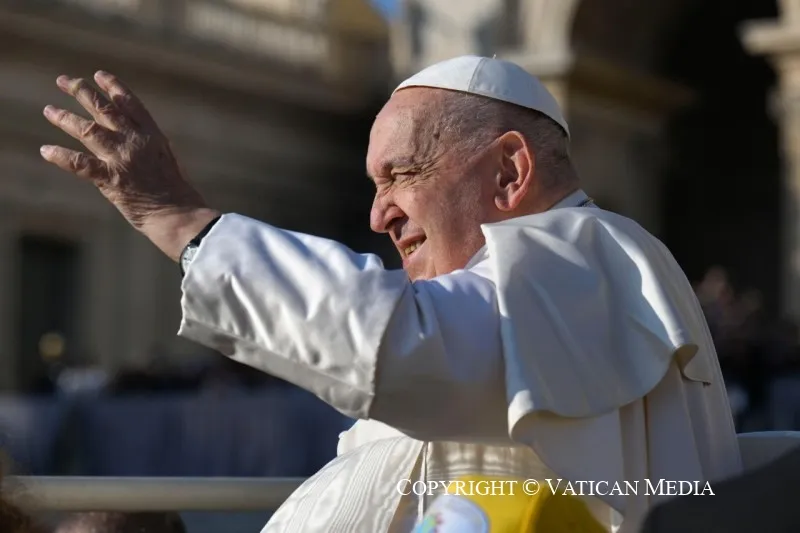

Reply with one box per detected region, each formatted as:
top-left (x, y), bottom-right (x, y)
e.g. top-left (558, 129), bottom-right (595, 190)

top-left (180, 215), bottom-right (222, 276)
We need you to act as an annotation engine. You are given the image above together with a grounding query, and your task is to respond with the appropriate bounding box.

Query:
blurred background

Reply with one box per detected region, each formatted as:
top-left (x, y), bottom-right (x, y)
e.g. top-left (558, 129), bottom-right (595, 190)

top-left (0, 0), bottom-right (798, 530)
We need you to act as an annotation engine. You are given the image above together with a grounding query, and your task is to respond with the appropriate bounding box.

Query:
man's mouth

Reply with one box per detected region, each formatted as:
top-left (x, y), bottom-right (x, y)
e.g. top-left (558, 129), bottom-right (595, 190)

top-left (402, 238), bottom-right (426, 258)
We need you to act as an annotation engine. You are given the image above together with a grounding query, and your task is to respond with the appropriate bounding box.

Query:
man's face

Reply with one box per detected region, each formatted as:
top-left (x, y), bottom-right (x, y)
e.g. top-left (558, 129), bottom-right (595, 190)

top-left (366, 88), bottom-right (498, 281)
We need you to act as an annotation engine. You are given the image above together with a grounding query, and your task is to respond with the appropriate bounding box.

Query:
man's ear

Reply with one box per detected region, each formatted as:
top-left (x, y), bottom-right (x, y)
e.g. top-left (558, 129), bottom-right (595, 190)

top-left (494, 131), bottom-right (533, 212)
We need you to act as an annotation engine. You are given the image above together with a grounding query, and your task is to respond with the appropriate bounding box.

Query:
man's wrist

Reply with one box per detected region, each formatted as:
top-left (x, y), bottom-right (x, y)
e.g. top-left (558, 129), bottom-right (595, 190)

top-left (180, 214), bottom-right (222, 276)
top-left (141, 207), bottom-right (222, 262)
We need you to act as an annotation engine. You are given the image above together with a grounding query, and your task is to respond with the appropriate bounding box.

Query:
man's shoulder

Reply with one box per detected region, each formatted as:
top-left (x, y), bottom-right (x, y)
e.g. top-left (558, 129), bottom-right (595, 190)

top-left (482, 207), bottom-right (665, 253)
top-left (485, 206), bottom-right (642, 230)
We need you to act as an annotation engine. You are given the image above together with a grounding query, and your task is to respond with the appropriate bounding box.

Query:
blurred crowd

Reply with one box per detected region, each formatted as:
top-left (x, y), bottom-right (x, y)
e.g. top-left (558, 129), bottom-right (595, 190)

top-left (696, 266), bottom-right (800, 431)
top-left (29, 340), bottom-right (289, 397)
top-left (0, 353), bottom-right (350, 532)
top-left (0, 346), bottom-right (352, 480)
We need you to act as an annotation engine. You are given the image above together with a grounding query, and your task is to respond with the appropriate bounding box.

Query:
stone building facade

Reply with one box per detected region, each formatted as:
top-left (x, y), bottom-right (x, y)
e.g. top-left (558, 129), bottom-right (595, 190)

top-left (5, 0), bottom-right (799, 392)
top-left (0, 0), bottom-right (390, 391)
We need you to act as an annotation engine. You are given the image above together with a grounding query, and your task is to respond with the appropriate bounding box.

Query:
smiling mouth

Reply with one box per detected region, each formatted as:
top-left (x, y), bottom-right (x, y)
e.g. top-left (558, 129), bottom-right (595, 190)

top-left (403, 239), bottom-right (426, 258)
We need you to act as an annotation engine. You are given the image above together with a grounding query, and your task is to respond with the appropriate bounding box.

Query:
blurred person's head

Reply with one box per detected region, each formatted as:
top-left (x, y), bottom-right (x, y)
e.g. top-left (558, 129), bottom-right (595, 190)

top-left (0, 456), bottom-right (45, 533)
top-left (367, 57), bottom-right (577, 281)
top-left (0, 493), bottom-right (41, 533)
top-left (704, 266), bottom-right (728, 283)
top-left (697, 266), bottom-right (730, 301)
top-left (54, 512), bottom-right (186, 533)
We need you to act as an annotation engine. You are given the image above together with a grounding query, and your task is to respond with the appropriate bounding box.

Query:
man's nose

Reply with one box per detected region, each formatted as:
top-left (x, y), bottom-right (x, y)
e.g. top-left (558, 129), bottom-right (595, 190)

top-left (370, 195), bottom-right (405, 234)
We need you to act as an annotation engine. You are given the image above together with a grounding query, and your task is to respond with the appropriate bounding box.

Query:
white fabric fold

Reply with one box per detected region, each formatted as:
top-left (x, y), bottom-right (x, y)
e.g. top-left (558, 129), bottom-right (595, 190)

top-left (479, 207), bottom-right (739, 523)
top-left (482, 207), bottom-right (713, 422)
top-left (179, 214), bottom-right (410, 420)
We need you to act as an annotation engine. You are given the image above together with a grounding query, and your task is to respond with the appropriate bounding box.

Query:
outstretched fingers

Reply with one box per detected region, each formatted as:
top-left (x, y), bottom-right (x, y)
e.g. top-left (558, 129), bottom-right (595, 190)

top-left (40, 145), bottom-right (107, 182)
top-left (56, 75), bottom-right (133, 132)
top-left (94, 71), bottom-right (160, 132)
top-left (43, 105), bottom-right (121, 158)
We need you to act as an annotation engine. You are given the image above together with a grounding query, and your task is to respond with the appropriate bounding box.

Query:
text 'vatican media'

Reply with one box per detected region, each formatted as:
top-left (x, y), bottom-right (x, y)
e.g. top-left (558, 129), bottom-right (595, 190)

top-left (396, 479), bottom-right (715, 498)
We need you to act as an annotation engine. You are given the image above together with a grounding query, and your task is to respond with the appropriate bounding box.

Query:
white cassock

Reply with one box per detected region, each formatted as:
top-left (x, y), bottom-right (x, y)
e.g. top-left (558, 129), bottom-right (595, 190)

top-left (177, 190), bottom-right (743, 532)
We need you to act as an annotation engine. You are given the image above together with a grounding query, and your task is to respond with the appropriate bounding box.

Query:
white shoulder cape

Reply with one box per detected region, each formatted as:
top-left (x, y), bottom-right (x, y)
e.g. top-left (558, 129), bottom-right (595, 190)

top-left (481, 207), bottom-right (740, 520)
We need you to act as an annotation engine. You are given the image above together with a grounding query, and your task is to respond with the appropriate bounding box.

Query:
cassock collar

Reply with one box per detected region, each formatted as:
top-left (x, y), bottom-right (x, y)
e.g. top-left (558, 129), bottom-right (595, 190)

top-left (550, 188), bottom-right (591, 209)
top-left (464, 188), bottom-right (590, 270)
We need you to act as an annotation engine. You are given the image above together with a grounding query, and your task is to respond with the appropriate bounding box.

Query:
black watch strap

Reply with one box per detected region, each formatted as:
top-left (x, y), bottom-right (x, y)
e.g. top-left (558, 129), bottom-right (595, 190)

top-left (180, 215), bottom-right (222, 276)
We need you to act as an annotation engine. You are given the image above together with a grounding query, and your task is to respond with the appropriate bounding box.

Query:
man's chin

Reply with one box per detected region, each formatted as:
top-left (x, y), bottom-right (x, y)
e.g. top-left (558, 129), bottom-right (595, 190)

top-left (404, 264), bottom-right (436, 282)
top-left (405, 271), bottom-right (429, 282)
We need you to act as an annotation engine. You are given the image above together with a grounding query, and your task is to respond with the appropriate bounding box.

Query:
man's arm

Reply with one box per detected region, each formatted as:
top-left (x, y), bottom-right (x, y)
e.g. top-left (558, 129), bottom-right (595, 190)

top-left (179, 214), bottom-right (509, 442)
top-left (36, 73), bottom-right (509, 441)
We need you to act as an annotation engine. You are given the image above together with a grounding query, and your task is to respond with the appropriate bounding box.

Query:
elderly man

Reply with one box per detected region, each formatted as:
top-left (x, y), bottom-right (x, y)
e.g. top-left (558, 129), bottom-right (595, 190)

top-left (40, 56), bottom-right (741, 532)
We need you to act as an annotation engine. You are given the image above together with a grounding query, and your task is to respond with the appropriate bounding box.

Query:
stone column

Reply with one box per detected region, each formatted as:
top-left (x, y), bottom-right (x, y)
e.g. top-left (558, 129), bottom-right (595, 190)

top-left (742, 10), bottom-right (800, 318)
top-left (775, 91), bottom-right (800, 319)
top-left (565, 57), bottom-right (693, 235)
top-left (567, 99), bottom-right (665, 233)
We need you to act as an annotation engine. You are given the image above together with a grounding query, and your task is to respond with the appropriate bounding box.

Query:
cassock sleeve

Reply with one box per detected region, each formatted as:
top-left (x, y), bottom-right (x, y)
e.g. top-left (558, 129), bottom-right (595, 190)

top-left (178, 214), bottom-right (509, 442)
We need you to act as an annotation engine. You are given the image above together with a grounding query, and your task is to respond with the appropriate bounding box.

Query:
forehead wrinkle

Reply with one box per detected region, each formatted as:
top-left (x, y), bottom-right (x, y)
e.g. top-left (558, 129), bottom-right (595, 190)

top-left (368, 88), bottom-right (453, 179)
top-left (409, 96), bottom-right (447, 159)
top-left (370, 110), bottom-right (440, 175)
top-left (382, 106), bottom-right (445, 181)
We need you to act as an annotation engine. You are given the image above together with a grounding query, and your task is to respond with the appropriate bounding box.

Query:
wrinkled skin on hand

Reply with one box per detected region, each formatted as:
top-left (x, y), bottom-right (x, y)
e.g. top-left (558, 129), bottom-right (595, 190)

top-left (40, 71), bottom-right (220, 261)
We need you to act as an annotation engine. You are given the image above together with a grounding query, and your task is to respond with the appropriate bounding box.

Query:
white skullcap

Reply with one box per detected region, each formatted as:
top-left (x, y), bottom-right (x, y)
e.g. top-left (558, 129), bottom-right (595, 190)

top-left (393, 55), bottom-right (569, 138)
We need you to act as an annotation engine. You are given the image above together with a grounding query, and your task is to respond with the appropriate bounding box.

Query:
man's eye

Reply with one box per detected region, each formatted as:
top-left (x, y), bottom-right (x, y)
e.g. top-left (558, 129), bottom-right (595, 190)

top-left (392, 172), bottom-right (414, 181)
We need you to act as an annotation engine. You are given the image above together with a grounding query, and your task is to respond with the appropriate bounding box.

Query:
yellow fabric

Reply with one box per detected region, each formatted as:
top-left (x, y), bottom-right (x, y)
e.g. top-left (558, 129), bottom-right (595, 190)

top-left (415, 475), bottom-right (607, 532)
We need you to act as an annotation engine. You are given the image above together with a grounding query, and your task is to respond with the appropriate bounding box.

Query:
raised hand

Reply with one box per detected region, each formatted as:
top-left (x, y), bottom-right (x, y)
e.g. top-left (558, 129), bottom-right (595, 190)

top-left (41, 71), bottom-right (220, 261)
